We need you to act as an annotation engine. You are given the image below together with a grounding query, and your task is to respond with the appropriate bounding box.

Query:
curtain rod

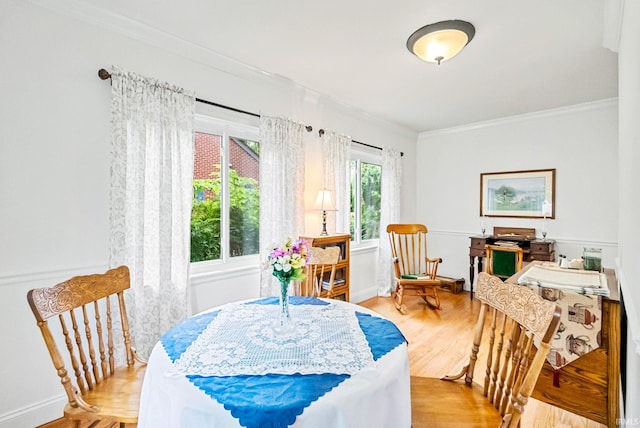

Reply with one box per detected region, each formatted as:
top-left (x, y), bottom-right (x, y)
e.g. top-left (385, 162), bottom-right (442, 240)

top-left (98, 68), bottom-right (402, 156)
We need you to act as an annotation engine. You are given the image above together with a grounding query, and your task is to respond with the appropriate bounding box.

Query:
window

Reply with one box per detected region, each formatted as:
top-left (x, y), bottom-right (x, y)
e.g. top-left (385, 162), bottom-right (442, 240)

top-left (350, 151), bottom-right (382, 244)
top-left (191, 115), bottom-right (260, 264)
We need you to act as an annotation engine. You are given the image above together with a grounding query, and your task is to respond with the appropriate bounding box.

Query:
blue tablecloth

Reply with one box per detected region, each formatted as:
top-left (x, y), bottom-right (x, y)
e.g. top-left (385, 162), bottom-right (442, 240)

top-left (149, 297), bottom-right (407, 428)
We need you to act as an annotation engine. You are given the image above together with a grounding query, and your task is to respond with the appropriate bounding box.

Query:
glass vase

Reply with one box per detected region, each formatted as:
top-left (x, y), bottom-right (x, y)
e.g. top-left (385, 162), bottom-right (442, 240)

top-left (273, 279), bottom-right (295, 335)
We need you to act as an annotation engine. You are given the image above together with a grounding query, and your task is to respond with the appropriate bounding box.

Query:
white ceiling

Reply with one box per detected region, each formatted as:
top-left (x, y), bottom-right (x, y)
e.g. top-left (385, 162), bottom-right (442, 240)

top-left (80, 0), bottom-right (618, 132)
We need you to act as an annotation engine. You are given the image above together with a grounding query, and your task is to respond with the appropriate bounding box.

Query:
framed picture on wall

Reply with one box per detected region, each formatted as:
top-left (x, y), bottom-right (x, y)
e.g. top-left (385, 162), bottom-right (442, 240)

top-left (480, 168), bottom-right (556, 218)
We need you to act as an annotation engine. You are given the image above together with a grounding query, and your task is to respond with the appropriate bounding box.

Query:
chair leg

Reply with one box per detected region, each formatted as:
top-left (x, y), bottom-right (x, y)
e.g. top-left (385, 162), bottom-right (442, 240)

top-left (421, 287), bottom-right (442, 310)
top-left (393, 285), bottom-right (408, 315)
top-left (431, 287), bottom-right (441, 309)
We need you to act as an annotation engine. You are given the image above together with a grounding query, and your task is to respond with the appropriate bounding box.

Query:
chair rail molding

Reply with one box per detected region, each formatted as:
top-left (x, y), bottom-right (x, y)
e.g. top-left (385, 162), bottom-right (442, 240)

top-left (0, 263), bottom-right (108, 287)
top-left (428, 229), bottom-right (618, 249)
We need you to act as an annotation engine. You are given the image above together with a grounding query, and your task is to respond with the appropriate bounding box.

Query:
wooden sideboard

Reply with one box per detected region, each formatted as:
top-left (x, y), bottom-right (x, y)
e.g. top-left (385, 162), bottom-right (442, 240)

top-left (299, 234), bottom-right (351, 301)
top-left (507, 264), bottom-right (620, 427)
top-left (469, 227), bottom-right (555, 300)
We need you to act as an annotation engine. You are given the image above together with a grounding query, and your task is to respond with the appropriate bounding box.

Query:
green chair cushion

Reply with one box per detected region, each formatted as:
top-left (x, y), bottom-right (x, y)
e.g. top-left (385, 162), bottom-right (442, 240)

top-left (492, 251), bottom-right (517, 278)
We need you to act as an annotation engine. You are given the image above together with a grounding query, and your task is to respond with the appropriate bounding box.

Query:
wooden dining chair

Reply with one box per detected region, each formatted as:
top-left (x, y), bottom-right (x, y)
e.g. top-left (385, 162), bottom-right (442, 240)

top-left (411, 272), bottom-right (562, 427)
top-left (386, 223), bottom-right (442, 313)
top-left (299, 246), bottom-right (347, 300)
top-left (485, 244), bottom-right (524, 280)
top-left (27, 266), bottom-right (147, 427)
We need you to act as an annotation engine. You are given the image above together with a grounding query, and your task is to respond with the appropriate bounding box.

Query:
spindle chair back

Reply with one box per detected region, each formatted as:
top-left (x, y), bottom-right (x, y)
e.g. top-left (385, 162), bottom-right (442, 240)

top-left (411, 272), bottom-right (561, 427)
top-left (27, 266), bottom-right (146, 426)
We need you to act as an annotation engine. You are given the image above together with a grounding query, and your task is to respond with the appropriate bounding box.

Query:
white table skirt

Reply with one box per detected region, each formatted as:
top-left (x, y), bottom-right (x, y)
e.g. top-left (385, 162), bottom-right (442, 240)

top-left (138, 298), bottom-right (410, 428)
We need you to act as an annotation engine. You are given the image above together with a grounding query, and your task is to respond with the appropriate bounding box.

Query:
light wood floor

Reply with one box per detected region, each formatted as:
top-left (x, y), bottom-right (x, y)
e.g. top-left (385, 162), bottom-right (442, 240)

top-left (40, 290), bottom-right (605, 428)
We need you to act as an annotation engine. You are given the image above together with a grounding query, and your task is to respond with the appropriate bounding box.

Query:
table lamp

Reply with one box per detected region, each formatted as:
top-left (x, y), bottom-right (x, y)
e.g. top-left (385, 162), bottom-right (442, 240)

top-left (314, 189), bottom-right (337, 236)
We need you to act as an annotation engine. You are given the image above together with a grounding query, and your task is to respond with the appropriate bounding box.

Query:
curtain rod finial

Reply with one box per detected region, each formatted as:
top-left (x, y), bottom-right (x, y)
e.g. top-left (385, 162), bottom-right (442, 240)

top-left (98, 68), bottom-right (111, 80)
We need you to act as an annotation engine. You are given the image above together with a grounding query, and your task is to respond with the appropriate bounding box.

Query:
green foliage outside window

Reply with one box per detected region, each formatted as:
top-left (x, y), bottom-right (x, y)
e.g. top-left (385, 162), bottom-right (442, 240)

top-left (350, 161), bottom-right (381, 240)
top-left (361, 163), bottom-right (381, 239)
top-left (190, 167), bottom-right (260, 262)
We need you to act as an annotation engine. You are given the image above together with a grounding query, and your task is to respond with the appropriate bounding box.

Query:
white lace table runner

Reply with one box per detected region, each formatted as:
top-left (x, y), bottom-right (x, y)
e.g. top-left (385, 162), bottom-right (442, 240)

top-left (172, 302), bottom-right (374, 376)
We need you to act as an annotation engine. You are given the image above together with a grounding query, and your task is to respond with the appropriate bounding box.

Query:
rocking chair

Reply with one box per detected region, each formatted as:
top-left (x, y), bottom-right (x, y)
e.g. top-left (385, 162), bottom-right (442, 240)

top-left (387, 224), bottom-right (442, 313)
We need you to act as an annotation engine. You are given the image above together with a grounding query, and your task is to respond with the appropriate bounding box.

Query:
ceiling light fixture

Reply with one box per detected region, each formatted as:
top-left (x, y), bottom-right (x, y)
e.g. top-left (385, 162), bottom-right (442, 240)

top-left (407, 20), bottom-right (475, 65)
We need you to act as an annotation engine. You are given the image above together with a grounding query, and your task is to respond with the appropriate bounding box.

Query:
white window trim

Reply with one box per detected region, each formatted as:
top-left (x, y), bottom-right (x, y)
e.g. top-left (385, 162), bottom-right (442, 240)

top-left (191, 114), bottom-right (261, 274)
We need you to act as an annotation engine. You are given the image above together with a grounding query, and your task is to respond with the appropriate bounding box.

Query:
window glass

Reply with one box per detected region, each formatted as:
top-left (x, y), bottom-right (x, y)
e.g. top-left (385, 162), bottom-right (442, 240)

top-left (191, 116), bottom-right (260, 264)
top-left (227, 137), bottom-right (260, 257)
top-left (192, 132), bottom-right (222, 262)
top-left (350, 155), bottom-right (381, 243)
top-left (361, 162), bottom-right (381, 240)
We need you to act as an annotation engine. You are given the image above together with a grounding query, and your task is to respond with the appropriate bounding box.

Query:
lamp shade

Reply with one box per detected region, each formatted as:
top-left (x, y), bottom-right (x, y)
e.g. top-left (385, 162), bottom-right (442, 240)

top-left (407, 20), bottom-right (475, 64)
top-left (314, 189), bottom-right (337, 211)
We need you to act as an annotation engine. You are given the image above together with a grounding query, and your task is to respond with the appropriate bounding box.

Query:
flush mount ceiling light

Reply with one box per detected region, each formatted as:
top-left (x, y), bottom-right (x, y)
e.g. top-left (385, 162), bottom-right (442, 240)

top-left (407, 19), bottom-right (475, 65)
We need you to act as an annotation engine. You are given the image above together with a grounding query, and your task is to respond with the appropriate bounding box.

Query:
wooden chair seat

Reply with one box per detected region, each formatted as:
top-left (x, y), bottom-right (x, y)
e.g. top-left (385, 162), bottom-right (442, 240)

top-left (410, 273), bottom-right (561, 427)
top-left (27, 266), bottom-right (147, 427)
top-left (386, 224), bottom-right (443, 313)
top-left (63, 365), bottom-right (146, 424)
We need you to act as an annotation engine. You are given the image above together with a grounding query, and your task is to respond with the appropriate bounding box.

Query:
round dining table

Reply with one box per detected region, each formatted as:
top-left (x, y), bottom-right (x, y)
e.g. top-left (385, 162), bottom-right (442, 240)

top-left (137, 296), bottom-right (410, 428)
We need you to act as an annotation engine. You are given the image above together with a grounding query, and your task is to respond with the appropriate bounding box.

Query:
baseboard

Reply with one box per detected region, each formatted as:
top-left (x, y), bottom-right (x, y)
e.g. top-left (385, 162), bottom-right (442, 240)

top-left (350, 286), bottom-right (378, 304)
top-left (0, 395), bottom-right (66, 428)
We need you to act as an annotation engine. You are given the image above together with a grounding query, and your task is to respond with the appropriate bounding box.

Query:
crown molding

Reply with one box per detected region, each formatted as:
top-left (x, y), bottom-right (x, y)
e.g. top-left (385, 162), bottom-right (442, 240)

top-left (418, 98), bottom-right (618, 139)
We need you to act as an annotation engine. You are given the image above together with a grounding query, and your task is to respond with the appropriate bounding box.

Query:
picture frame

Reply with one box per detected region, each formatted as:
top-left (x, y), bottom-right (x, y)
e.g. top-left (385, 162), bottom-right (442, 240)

top-left (480, 168), bottom-right (555, 218)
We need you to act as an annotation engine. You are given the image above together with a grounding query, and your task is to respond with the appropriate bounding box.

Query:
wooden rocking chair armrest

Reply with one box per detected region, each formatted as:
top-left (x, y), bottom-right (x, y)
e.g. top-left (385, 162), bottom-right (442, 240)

top-left (390, 257), bottom-right (403, 280)
top-left (425, 257), bottom-right (443, 264)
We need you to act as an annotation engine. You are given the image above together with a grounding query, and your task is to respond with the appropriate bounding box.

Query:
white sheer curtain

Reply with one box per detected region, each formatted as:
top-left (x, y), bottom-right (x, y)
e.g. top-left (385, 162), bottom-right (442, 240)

top-left (320, 130), bottom-right (351, 234)
top-left (376, 148), bottom-right (402, 296)
top-left (109, 67), bottom-right (195, 357)
top-left (259, 116), bottom-right (307, 296)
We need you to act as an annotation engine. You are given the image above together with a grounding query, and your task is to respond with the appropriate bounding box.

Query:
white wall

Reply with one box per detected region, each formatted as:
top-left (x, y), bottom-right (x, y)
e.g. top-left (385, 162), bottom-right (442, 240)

top-left (415, 101), bottom-right (619, 285)
top-left (0, 1), bottom-right (417, 426)
top-left (617, 0), bottom-right (640, 421)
